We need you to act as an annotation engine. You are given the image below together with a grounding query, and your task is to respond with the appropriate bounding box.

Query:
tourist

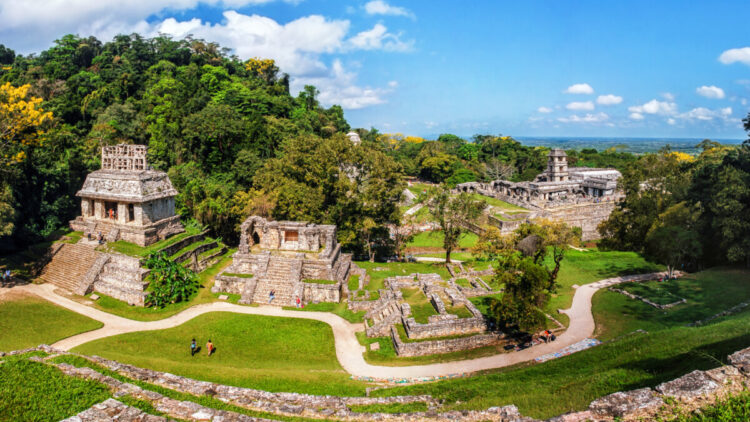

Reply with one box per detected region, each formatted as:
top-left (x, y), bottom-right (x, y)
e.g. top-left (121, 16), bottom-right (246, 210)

top-left (206, 339), bottom-right (214, 356)
top-left (190, 338), bottom-right (196, 356)
top-left (269, 290), bottom-right (275, 303)
top-left (543, 330), bottom-right (550, 343)
top-left (296, 296), bottom-right (301, 308)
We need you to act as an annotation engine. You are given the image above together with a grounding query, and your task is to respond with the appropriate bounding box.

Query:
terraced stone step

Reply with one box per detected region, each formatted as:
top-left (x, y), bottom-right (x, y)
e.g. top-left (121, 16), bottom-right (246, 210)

top-left (93, 281), bottom-right (148, 306)
top-left (39, 243), bottom-right (102, 293)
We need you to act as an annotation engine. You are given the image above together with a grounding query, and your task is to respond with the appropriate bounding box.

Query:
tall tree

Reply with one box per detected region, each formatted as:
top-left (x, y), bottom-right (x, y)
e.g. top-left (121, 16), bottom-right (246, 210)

top-left (427, 186), bottom-right (485, 263)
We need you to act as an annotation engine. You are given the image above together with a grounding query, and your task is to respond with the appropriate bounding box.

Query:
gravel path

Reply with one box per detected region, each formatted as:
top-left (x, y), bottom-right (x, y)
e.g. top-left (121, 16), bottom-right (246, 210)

top-left (8, 272), bottom-right (670, 380)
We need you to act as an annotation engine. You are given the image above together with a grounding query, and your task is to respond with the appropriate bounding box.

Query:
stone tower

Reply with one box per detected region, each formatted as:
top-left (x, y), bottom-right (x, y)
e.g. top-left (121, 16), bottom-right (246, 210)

top-left (69, 144), bottom-right (184, 246)
top-left (546, 148), bottom-right (569, 182)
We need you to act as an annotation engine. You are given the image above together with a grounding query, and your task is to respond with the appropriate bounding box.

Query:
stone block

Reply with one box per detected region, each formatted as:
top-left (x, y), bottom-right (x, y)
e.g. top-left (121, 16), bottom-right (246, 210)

top-left (588, 388), bottom-right (662, 417)
top-left (728, 347), bottom-right (750, 374)
top-left (370, 342), bottom-right (380, 351)
top-left (90, 294), bottom-right (99, 300)
top-left (656, 370), bottom-right (720, 399)
top-left (218, 294), bottom-right (229, 300)
top-left (705, 365), bottom-right (743, 386)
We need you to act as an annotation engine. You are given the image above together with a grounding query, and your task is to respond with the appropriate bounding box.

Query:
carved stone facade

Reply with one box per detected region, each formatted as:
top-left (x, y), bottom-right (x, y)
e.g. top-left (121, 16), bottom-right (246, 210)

top-left (70, 144), bottom-right (184, 246)
top-left (214, 216), bottom-right (350, 306)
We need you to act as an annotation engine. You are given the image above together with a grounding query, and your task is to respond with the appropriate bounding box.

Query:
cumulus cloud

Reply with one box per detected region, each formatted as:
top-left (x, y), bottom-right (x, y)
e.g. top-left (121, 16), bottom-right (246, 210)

top-left (696, 85), bottom-right (725, 99)
top-left (596, 94), bottom-right (623, 105)
top-left (537, 106), bottom-right (553, 113)
top-left (348, 23), bottom-right (413, 52)
top-left (566, 101), bottom-right (595, 111)
top-left (292, 59), bottom-right (394, 109)
top-left (557, 112), bottom-right (608, 123)
top-left (564, 83), bottom-right (594, 94)
top-left (678, 106), bottom-right (732, 122)
top-left (662, 92), bottom-right (675, 101)
top-left (364, 1), bottom-right (414, 18)
top-left (629, 113), bottom-right (644, 120)
top-left (719, 47), bottom-right (750, 66)
top-left (628, 99), bottom-right (677, 116)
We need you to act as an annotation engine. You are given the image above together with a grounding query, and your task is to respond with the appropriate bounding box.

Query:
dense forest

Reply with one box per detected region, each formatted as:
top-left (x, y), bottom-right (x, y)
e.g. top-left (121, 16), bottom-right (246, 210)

top-left (1, 33), bottom-right (749, 271)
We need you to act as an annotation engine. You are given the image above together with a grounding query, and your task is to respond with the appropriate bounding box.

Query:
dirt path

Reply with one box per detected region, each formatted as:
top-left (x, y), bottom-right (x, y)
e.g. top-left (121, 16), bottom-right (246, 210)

top-left (8, 272), bottom-right (670, 380)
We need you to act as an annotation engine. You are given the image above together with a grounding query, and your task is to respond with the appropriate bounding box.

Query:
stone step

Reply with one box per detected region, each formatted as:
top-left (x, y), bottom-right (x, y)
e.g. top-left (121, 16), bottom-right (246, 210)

top-left (39, 244), bottom-right (101, 293)
top-left (97, 275), bottom-right (149, 291)
top-left (101, 264), bottom-right (147, 283)
top-left (93, 281), bottom-right (148, 306)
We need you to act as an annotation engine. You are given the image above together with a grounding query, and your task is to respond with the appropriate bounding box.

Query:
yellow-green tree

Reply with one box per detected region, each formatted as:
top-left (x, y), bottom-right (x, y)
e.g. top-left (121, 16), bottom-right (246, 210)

top-left (0, 82), bottom-right (52, 169)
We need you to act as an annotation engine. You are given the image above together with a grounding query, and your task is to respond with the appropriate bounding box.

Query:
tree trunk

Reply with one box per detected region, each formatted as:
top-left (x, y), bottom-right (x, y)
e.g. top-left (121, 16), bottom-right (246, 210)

top-left (445, 245), bottom-right (452, 264)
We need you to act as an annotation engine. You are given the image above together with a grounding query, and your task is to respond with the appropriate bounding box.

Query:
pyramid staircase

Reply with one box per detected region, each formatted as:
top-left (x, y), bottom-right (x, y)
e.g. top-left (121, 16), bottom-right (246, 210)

top-left (38, 243), bottom-right (106, 295)
top-left (248, 255), bottom-right (303, 306)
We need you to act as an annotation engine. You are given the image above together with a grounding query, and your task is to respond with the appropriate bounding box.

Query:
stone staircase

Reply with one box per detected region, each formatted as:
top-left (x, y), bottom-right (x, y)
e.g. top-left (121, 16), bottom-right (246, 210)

top-left (38, 244), bottom-right (103, 294)
top-left (248, 256), bottom-right (302, 306)
top-left (93, 255), bottom-right (150, 306)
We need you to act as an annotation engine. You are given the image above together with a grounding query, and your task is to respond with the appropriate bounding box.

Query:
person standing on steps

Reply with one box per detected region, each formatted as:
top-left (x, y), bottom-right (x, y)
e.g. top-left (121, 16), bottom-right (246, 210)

top-left (269, 290), bottom-right (275, 303)
top-left (206, 339), bottom-right (214, 356)
top-left (190, 338), bottom-right (196, 356)
top-left (296, 296), bottom-right (301, 308)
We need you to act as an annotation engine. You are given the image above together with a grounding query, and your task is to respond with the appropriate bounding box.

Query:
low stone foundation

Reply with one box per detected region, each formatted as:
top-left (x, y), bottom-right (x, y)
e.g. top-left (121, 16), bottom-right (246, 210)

top-left (303, 282), bottom-right (342, 303)
top-left (392, 326), bottom-right (502, 357)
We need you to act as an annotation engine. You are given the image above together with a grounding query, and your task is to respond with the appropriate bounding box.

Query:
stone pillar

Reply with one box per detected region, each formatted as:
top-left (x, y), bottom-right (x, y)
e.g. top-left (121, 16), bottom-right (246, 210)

top-left (94, 200), bottom-right (104, 220)
top-left (117, 203), bottom-right (128, 224)
top-left (134, 204), bottom-right (145, 226)
top-left (81, 199), bottom-right (91, 219)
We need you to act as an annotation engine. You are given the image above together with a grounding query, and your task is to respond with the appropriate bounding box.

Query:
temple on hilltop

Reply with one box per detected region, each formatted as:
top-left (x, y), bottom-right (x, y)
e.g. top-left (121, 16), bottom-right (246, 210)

top-left (212, 216), bottom-right (352, 307)
top-left (69, 144), bottom-right (184, 246)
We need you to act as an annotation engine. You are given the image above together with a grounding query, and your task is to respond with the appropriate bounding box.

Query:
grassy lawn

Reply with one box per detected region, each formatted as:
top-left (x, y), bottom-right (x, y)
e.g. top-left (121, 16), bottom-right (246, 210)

top-left (401, 288), bottom-right (437, 323)
top-left (618, 279), bottom-right (686, 305)
top-left (375, 300), bottom-right (750, 419)
top-left (406, 182), bottom-right (433, 196)
top-left (0, 293), bottom-right (103, 352)
top-left (0, 358), bottom-right (111, 421)
top-left (445, 303), bottom-right (474, 318)
top-left (593, 267), bottom-right (750, 341)
top-left (282, 301), bottom-right (365, 323)
top-left (468, 193), bottom-right (527, 211)
top-left (407, 231), bottom-right (479, 250)
top-left (73, 312), bottom-right (369, 396)
top-left (348, 274), bottom-right (360, 291)
top-left (87, 251), bottom-right (234, 321)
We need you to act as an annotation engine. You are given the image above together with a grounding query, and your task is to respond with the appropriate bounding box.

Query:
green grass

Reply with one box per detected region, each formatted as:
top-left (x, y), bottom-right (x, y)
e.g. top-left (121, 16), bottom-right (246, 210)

top-left (593, 267), bottom-right (750, 341)
top-left (73, 312), bottom-right (368, 396)
top-left (283, 301), bottom-right (365, 323)
top-left (117, 395), bottom-right (166, 417)
top-left (222, 272), bottom-right (254, 278)
top-left (455, 278), bottom-right (471, 287)
top-left (349, 402), bottom-right (429, 414)
top-left (394, 323), bottom-right (478, 343)
top-left (401, 288), bottom-right (437, 323)
top-left (49, 354), bottom-right (322, 422)
top-left (445, 304), bottom-right (474, 318)
top-left (101, 225), bottom-right (201, 257)
top-left (0, 295), bottom-right (103, 352)
top-left (302, 278), bottom-right (337, 284)
top-left (348, 274), bottom-right (360, 291)
top-left (375, 302), bottom-right (750, 419)
top-left (468, 193), bottom-right (527, 211)
top-left (198, 245), bottom-right (224, 260)
top-left (170, 237), bottom-right (216, 260)
top-left (0, 359), bottom-right (110, 421)
top-left (62, 231), bottom-right (84, 244)
top-left (662, 389), bottom-right (750, 421)
top-left (407, 231), bottom-right (479, 250)
top-left (618, 279), bottom-right (686, 306)
top-left (406, 182), bottom-right (432, 196)
top-left (89, 250), bottom-right (234, 321)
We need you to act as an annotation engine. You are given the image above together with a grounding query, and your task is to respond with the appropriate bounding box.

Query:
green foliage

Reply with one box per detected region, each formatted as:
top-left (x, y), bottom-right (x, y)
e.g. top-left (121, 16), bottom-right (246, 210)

top-left (489, 258), bottom-right (550, 332)
top-left (144, 251), bottom-right (199, 308)
top-left (427, 186), bottom-right (485, 262)
top-left (349, 402), bottom-right (429, 414)
top-left (0, 359), bottom-right (110, 421)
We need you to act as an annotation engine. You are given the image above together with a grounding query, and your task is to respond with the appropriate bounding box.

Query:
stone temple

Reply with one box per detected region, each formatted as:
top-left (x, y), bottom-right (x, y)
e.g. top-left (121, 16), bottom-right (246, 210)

top-left (213, 216), bottom-right (351, 306)
top-left (455, 149), bottom-right (622, 240)
top-left (70, 144), bottom-right (184, 246)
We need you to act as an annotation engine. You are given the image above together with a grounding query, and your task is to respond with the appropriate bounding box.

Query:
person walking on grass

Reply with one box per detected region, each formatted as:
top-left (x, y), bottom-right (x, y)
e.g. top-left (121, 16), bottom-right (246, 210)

top-left (190, 338), bottom-right (196, 356)
top-left (206, 339), bottom-right (214, 356)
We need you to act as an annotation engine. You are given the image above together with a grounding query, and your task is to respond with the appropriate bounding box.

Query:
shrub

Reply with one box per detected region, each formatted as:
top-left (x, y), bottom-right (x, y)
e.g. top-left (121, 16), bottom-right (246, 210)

top-left (144, 252), bottom-right (199, 308)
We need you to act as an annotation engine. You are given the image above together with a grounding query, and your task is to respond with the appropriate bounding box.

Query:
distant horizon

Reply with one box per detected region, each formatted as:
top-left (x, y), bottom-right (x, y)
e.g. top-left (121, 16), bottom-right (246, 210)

top-left (411, 134), bottom-right (746, 143)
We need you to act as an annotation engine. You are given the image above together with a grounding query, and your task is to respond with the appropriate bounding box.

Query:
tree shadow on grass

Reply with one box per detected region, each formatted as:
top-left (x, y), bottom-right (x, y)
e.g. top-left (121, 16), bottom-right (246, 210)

top-left (617, 334), bottom-right (750, 393)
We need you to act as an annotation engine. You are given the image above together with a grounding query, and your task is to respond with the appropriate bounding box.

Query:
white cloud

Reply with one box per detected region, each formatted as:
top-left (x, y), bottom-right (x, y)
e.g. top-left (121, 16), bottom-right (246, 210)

top-left (348, 23), bottom-right (413, 52)
top-left (364, 1), bottom-right (414, 18)
top-left (629, 112), bottom-right (644, 120)
top-left (719, 47), bottom-right (750, 66)
top-left (557, 112), bottom-right (608, 123)
top-left (662, 92), bottom-right (675, 101)
top-left (566, 101), bottom-right (595, 111)
top-left (537, 106), bottom-right (553, 113)
top-left (628, 99), bottom-right (677, 116)
top-left (292, 59), bottom-right (394, 109)
top-left (596, 94), bottom-right (623, 105)
top-left (388, 80), bottom-right (399, 88)
top-left (564, 83), bottom-right (594, 95)
top-left (667, 118), bottom-right (676, 125)
top-left (696, 85), bottom-right (725, 99)
top-left (678, 106), bottom-right (732, 122)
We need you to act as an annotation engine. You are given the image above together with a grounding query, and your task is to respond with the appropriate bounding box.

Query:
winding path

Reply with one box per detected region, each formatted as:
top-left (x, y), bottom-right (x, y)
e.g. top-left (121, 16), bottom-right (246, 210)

top-left (7, 272), bottom-right (669, 380)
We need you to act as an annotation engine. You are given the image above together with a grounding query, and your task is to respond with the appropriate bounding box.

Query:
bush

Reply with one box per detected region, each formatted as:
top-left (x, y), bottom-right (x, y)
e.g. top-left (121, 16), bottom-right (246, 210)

top-left (144, 252), bottom-right (198, 308)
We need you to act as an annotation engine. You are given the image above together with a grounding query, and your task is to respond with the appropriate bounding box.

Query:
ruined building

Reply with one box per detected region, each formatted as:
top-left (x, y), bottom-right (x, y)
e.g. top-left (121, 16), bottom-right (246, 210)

top-left (70, 144), bottom-right (184, 246)
top-left (213, 216), bottom-right (351, 306)
top-left (455, 149), bottom-right (622, 240)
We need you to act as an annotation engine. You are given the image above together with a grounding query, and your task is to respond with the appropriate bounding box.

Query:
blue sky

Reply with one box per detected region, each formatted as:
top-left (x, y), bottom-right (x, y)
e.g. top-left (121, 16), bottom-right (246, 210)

top-left (2, 0), bottom-right (749, 139)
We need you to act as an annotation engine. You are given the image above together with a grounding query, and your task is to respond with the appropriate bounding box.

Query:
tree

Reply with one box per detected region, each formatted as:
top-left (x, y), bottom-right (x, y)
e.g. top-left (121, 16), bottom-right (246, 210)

top-left (427, 186), bottom-right (485, 263)
top-left (516, 219), bottom-right (580, 290)
top-left (489, 258), bottom-right (550, 332)
top-left (484, 157), bottom-right (514, 181)
top-left (392, 214), bottom-right (416, 261)
top-left (645, 225), bottom-right (702, 278)
top-left (0, 83), bottom-right (53, 170)
top-left (144, 252), bottom-right (199, 307)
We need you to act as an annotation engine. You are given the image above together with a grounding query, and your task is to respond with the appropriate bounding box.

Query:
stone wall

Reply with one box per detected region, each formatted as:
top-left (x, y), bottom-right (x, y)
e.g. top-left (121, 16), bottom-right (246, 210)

top-left (402, 315), bottom-right (486, 339)
top-left (158, 232), bottom-right (207, 257)
top-left (303, 282), bottom-right (341, 303)
top-left (539, 201), bottom-right (615, 241)
top-left (391, 326), bottom-right (501, 357)
top-left (213, 275), bottom-right (256, 296)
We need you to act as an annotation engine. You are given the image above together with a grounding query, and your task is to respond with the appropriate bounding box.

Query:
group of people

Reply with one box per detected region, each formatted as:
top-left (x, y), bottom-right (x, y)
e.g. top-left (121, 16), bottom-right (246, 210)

top-left (190, 338), bottom-right (215, 357)
top-left (266, 290), bottom-right (303, 308)
top-left (1, 269), bottom-right (12, 284)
